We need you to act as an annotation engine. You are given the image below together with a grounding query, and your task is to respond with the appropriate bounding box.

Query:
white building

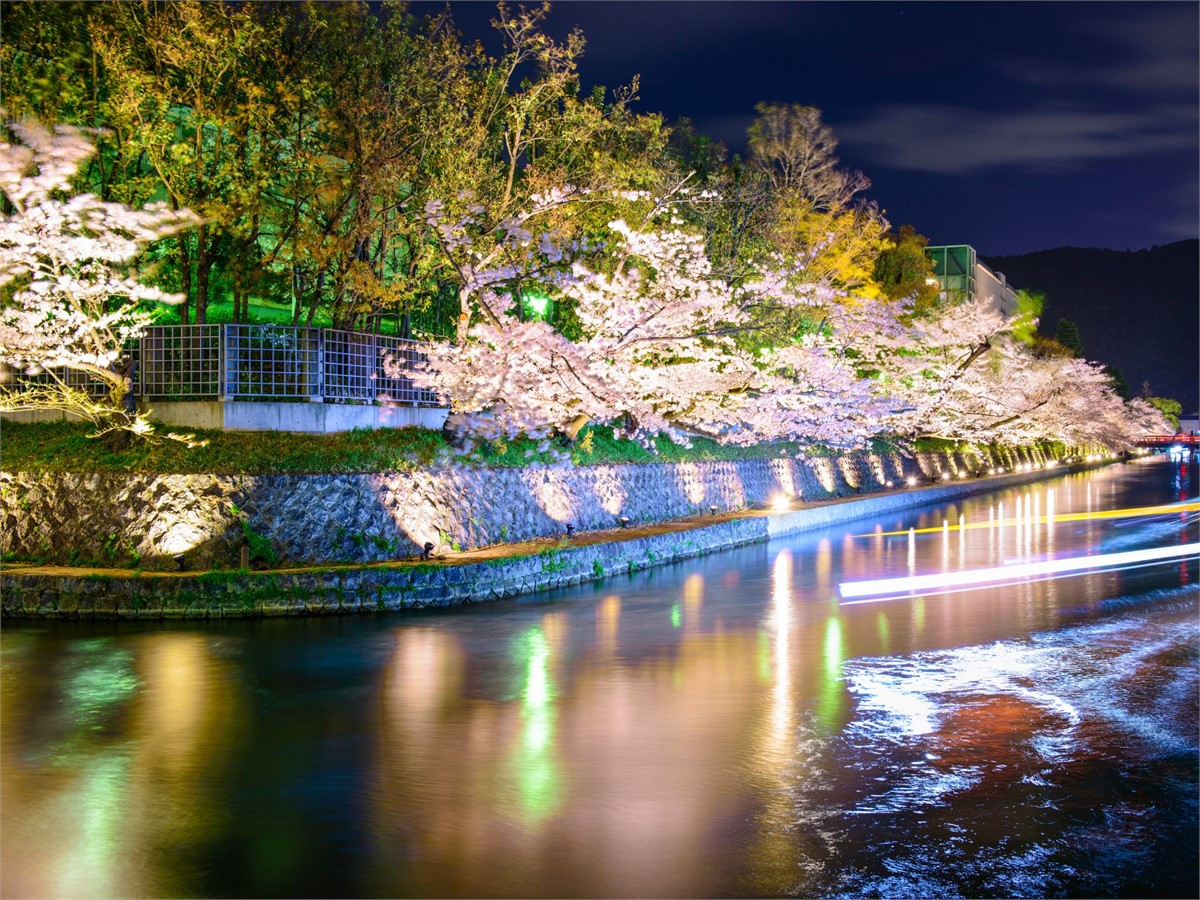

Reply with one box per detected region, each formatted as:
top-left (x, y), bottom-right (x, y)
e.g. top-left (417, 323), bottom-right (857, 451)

top-left (926, 245), bottom-right (1020, 319)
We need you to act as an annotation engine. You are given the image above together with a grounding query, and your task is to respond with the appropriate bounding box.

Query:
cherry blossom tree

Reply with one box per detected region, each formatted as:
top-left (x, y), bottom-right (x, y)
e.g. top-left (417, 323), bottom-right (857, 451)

top-left (405, 199), bottom-right (909, 449)
top-left (0, 119), bottom-right (198, 440)
top-left (882, 298), bottom-right (1166, 448)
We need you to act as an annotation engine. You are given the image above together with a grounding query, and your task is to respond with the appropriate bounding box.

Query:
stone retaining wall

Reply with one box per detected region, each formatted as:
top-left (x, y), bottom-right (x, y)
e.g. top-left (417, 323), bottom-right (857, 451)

top-left (1, 445), bottom-right (1054, 571)
top-left (0, 462), bottom-right (1091, 620)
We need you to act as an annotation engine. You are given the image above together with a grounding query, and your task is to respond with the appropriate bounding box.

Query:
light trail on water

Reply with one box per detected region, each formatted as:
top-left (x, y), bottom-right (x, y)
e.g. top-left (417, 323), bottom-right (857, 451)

top-left (838, 542), bottom-right (1200, 604)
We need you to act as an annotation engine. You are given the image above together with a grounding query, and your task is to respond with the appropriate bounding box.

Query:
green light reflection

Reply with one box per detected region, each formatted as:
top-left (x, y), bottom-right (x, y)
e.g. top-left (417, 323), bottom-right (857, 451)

top-left (876, 612), bottom-right (890, 653)
top-left (816, 616), bottom-right (846, 730)
top-left (756, 629), bottom-right (771, 682)
top-left (671, 604), bottom-right (682, 629)
top-left (509, 626), bottom-right (562, 823)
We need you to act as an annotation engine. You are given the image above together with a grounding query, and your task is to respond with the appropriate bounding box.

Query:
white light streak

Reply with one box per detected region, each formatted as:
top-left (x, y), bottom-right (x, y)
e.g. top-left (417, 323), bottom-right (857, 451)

top-left (839, 543), bottom-right (1200, 602)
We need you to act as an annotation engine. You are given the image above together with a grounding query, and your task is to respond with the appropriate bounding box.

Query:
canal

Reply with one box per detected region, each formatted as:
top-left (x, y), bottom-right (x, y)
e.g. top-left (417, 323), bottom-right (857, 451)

top-left (2, 456), bottom-right (1197, 899)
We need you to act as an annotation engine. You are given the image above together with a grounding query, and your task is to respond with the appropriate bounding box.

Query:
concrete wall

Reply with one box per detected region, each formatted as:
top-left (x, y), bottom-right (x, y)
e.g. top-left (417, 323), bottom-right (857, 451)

top-left (975, 261), bottom-right (1020, 319)
top-left (1, 399), bottom-right (448, 433)
top-left (1, 445), bottom-right (1054, 571)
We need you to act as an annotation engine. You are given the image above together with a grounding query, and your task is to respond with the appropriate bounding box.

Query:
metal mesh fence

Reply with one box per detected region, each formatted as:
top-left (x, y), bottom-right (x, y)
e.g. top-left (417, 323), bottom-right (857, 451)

top-left (6, 344), bottom-right (141, 401)
top-left (223, 324), bottom-right (321, 400)
top-left (141, 325), bottom-right (220, 399)
top-left (376, 335), bottom-right (438, 406)
top-left (5, 324), bottom-right (441, 409)
top-left (323, 329), bottom-right (377, 402)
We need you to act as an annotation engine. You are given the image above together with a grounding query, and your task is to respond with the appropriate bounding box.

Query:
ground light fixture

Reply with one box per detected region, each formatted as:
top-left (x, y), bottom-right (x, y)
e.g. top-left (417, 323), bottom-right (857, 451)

top-left (422, 541), bottom-right (434, 560)
top-left (565, 524), bottom-right (575, 538)
top-left (173, 553), bottom-right (186, 572)
top-left (618, 516), bottom-right (631, 528)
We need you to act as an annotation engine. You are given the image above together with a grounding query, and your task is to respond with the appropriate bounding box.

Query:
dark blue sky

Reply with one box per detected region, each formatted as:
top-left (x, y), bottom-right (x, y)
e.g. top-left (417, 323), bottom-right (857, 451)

top-left (412, 1), bottom-right (1199, 256)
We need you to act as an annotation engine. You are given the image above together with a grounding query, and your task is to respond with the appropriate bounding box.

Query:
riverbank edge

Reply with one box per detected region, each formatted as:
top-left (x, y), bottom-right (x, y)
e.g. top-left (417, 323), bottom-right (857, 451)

top-left (0, 459), bottom-right (1118, 620)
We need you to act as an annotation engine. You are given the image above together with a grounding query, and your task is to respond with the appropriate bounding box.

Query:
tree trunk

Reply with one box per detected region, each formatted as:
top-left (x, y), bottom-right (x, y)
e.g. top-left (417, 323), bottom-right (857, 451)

top-left (196, 255), bottom-right (211, 325)
top-left (177, 234), bottom-right (192, 325)
top-left (305, 272), bottom-right (323, 327)
top-left (291, 268), bottom-right (304, 325)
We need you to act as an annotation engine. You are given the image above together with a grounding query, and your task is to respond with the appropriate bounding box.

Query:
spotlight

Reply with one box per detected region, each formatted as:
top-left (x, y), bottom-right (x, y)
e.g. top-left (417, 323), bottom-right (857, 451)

top-left (173, 553), bottom-right (186, 572)
top-left (905, 477), bottom-right (916, 487)
top-left (566, 524), bottom-right (575, 538)
top-left (422, 541), bottom-right (434, 560)
top-left (709, 505), bottom-right (718, 515)
top-left (618, 516), bottom-right (631, 528)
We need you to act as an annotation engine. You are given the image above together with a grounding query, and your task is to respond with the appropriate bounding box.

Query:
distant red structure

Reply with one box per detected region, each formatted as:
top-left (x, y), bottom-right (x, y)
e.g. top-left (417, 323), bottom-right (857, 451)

top-left (1135, 434), bottom-right (1199, 446)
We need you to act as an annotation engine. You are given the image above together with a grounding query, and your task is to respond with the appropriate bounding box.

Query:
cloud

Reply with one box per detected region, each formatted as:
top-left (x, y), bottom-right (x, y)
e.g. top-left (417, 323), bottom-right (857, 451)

top-left (835, 103), bottom-right (1196, 175)
top-left (1001, 6), bottom-right (1199, 96)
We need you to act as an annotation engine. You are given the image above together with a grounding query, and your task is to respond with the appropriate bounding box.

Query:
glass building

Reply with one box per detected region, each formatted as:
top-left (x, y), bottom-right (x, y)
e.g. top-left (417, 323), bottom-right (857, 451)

top-left (926, 244), bottom-right (1019, 318)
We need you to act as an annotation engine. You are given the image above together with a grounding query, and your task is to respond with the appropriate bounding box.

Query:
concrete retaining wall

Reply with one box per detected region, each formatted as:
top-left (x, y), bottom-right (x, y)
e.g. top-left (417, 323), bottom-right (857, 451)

top-left (1, 400), bottom-right (449, 433)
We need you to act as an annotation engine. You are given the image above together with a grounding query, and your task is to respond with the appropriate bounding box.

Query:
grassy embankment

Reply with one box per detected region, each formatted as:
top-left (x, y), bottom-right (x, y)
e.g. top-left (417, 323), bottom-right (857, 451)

top-left (1, 419), bottom-right (917, 475)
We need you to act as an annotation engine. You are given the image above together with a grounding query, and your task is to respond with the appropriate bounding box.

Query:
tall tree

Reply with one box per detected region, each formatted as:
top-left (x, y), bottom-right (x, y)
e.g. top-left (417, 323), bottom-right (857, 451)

top-left (91, 0), bottom-right (284, 324)
top-left (1054, 317), bottom-right (1083, 356)
top-left (873, 224), bottom-right (940, 312)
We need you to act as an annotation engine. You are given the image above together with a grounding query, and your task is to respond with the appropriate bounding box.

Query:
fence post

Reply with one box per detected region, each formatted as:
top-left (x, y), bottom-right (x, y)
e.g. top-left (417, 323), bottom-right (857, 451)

top-left (219, 324), bottom-right (230, 401)
top-left (371, 332), bottom-right (379, 405)
top-left (312, 328), bottom-right (324, 402)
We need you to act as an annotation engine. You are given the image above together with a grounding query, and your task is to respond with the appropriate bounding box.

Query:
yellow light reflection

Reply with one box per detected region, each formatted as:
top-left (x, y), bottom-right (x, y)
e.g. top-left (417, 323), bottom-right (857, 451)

top-left (859, 501), bottom-right (1200, 538)
top-left (683, 573), bottom-right (704, 631)
top-left (388, 628), bottom-right (464, 716)
top-left (815, 538), bottom-right (831, 591)
top-left (596, 595), bottom-right (621, 656)
top-left (770, 551), bottom-right (793, 744)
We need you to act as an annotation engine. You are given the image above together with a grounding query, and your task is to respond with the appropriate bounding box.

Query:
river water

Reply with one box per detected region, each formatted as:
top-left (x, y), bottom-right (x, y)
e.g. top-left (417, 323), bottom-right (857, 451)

top-left (2, 457), bottom-right (1197, 899)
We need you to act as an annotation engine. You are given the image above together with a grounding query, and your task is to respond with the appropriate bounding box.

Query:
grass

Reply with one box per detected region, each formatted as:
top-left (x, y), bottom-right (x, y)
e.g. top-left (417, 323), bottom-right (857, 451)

top-left (0, 418), bottom-right (1058, 477)
top-left (149, 298), bottom-right (443, 338)
top-left (0, 420), bottom-right (831, 475)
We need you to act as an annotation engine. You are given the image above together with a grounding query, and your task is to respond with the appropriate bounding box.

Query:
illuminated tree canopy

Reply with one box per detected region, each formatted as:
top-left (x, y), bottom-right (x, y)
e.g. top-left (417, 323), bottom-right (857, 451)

top-left (0, 1), bottom-right (1167, 450)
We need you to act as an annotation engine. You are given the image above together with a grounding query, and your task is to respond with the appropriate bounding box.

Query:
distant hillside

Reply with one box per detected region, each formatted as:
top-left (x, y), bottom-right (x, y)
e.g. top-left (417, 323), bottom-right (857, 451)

top-left (983, 240), bottom-right (1199, 415)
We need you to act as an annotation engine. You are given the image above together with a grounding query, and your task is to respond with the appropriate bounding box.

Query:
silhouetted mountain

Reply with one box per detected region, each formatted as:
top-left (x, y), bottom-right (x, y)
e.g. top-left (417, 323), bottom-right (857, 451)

top-left (982, 240), bottom-right (1199, 415)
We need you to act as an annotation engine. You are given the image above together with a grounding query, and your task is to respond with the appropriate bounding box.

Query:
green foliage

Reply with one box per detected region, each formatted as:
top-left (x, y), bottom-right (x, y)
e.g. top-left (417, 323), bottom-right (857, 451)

top-left (539, 550), bottom-right (567, 574)
top-left (241, 520), bottom-right (277, 567)
top-left (1054, 317), bottom-right (1083, 356)
top-left (874, 225), bottom-right (940, 311)
top-left (1010, 290), bottom-right (1044, 344)
top-left (1146, 396), bottom-right (1182, 431)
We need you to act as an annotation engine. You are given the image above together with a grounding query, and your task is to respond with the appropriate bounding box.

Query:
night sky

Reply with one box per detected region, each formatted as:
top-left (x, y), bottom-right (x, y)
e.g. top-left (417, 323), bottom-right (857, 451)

top-left (413, 1), bottom-right (1199, 257)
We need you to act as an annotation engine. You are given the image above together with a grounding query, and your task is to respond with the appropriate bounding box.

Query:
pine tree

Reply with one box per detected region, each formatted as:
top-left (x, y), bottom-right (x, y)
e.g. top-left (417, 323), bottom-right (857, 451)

top-left (1055, 318), bottom-right (1083, 356)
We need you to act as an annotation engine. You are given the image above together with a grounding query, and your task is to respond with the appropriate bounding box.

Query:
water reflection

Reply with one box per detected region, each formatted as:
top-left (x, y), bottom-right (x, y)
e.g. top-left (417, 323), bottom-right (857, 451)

top-left (2, 458), bottom-right (1196, 899)
top-left (2, 632), bottom-right (244, 899)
